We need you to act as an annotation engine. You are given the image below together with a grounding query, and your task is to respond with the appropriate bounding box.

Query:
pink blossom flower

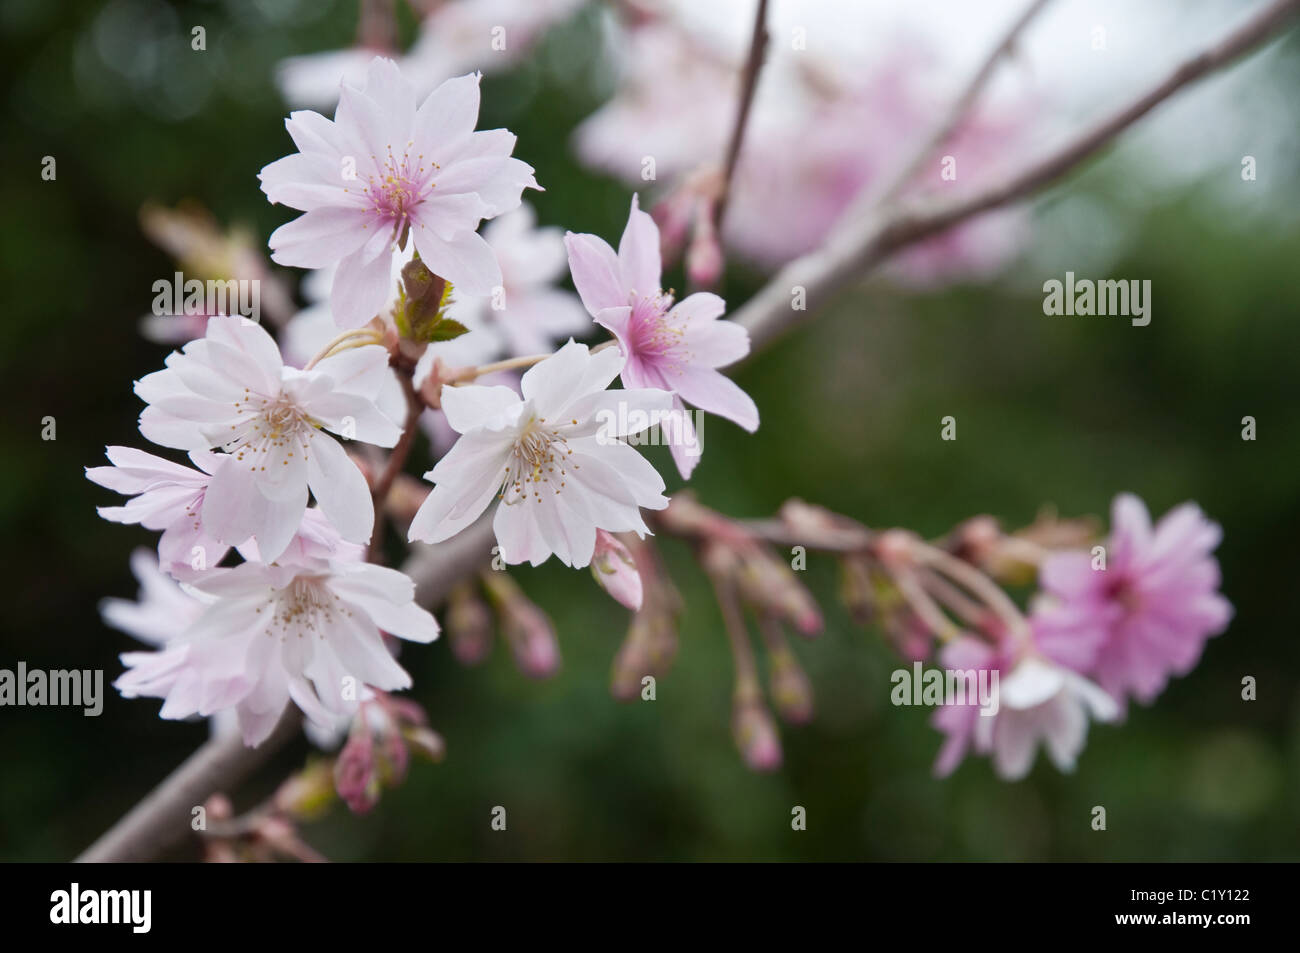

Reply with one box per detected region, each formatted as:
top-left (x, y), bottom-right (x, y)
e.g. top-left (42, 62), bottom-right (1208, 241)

top-left (135, 315), bottom-right (403, 562)
top-left (564, 195), bottom-right (757, 478)
top-left (259, 58), bottom-right (539, 329)
top-left (590, 530), bottom-right (643, 610)
top-left (931, 637), bottom-right (1119, 781)
top-left (87, 447), bottom-right (230, 579)
top-left (407, 340), bottom-right (672, 568)
top-left (1032, 494), bottom-right (1233, 711)
top-left (116, 558), bottom-right (439, 746)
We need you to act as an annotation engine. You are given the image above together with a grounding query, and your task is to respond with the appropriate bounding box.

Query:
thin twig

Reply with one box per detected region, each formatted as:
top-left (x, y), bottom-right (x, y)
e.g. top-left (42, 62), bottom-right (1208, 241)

top-left (859, 0), bottom-right (1053, 216)
top-left (367, 371), bottom-right (422, 562)
top-left (714, 0), bottom-right (770, 231)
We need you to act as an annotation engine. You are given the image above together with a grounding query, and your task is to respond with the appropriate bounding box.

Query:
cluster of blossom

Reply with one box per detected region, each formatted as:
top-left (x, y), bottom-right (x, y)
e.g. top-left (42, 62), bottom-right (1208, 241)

top-left (863, 497), bottom-right (1230, 780)
top-left (639, 494), bottom-right (1231, 779)
top-left (92, 46), bottom-right (1234, 794)
top-left (90, 58), bottom-right (758, 767)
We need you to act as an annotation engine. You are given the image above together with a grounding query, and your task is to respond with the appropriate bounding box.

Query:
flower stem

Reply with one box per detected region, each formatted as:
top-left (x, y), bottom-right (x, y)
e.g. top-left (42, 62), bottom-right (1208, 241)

top-left (305, 328), bottom-right (385, 369)
top-left (366, 372), bottom-right (422, 563)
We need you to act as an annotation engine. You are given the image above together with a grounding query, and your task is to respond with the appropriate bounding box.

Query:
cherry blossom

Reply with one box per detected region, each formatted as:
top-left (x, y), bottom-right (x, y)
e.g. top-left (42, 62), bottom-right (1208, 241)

top-left (1032, 494), bottom-right (1233, 712)
top-left (407, 340), bottom-right (672, 567)
top-left (134, 315), bottom-right (403, 561)
top-left (932, 638), bottom-right (1119, 781)
top-left (116, 557), bottom-right (438, 746)
top-left (565, 195), bottom-right (757, 478)
top-left (590, 530), bottom-right (643, 611)
top-left (259, 57), bottom-right (539, 328)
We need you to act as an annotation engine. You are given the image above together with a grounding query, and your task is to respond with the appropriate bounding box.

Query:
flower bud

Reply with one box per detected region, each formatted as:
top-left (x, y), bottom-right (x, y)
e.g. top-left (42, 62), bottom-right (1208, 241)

top-left (686, 205), bottom-right (724, 289)
top-left (446, 580), bottom-right (494, 666)
top-left (273, 758), bottom-right (337, 821)
top-left (591, 530), bottom-right (643, 610)
top-left (839, 554), bottom-right (877, 625)
top-left (732, 695), bottom-right (783, 772)
top-left (403, 725), bottom-right (447, 763)
top-left (505, 601), bottom-right (560, 679)
top-left (333, 731), bottom-right (380, 814)
top-left (767, 644), bottom-right (814, 724)
top-left (737, 550), bottom-right (823, 637)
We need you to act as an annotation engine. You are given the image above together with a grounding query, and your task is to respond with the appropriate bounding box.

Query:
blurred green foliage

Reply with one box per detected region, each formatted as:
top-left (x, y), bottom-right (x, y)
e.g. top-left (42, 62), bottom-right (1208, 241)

top-left (1, 0), bottom-right (1297, 861)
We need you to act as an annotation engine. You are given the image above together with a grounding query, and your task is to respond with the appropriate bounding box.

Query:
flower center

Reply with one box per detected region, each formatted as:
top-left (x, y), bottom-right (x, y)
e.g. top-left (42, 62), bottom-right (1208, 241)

top-left (357, 142), bottom-right (437, 237)
top-left (262, 576), bottom-right (349, 642)
top-left (499, 416), bottom-right (575, 505)
top-left (629, 289), bottom-right (690, 373)
top-left (228, 390), bottom-right (315, 472)
top-left (1105, 576), bottom-right (1141, 612)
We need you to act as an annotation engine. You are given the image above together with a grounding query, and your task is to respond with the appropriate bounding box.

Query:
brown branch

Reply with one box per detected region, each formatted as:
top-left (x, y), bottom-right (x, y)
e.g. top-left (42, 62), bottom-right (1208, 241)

top-left (714, 0), bottom-right (770, 231)
top-left (76, 707), bottom-right (303, 863)
top-left (367, 370), bottom-right (422, 562)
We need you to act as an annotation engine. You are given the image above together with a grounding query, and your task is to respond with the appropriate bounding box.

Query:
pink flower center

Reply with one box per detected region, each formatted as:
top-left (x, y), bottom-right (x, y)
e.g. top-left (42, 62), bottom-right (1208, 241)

top-left (1105, 576), bottom-right (1141, 612)
top-left (628, 290), bottom-right (690, 374)
top-left (358, 142), bottom-right (437, 236)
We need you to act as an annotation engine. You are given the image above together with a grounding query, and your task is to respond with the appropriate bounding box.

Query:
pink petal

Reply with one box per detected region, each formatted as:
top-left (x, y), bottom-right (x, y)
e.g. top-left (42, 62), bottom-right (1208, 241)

top-left (564, 231), bottom-right (626, 315)
top-left (673, 365), bottom-right (759, 432)
top-left (617, 194), bottom-right (661, 297)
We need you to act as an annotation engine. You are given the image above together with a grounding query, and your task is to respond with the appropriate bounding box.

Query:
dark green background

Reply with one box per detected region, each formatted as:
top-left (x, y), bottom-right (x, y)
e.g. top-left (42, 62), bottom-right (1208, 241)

top-left (2, 0), bottom-right (1297, 860)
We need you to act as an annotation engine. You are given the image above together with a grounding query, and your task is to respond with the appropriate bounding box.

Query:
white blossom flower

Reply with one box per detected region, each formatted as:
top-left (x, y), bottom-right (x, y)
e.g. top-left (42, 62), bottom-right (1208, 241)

top-left (116, 557), bottom-right (438, 746)
top-left (135, 315), bottom-right (403, 561)
top-left (259, 57), bottom-right (539, 328)
top-left (407, 341), bottom-right (672, 567)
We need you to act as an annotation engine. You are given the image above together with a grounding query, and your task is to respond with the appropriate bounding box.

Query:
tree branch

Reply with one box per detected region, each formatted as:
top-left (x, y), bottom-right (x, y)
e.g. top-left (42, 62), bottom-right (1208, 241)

top-left (859, 0), bottom-right (1053, 214)
top-left (715, 0), bottom-right (770, 230)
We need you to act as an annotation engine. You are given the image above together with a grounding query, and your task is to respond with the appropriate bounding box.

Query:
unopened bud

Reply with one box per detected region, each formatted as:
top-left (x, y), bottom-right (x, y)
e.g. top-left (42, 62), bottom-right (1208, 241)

top-left (403, 725), bottom-right (447, 763)
top-left (737, 551), bottom-right (823, 637)
top-left (686, 205), bottom-right (724, 289)
top-left (591, 530), bottom-right (643, 610)
top-left (732, 696), bottom-right (782, 772)
top-left (446, 580), bottom-right (493, 666)
top-left (333, 732), bottom-right (380, 814)
top-left (273, 758), bottom-right (337, 821)
top-left (839, 554), bottom-right (876, 625)
top-left (767, 645), bottom-right (814, 724)
top-left (651, 189), bottom-right (695, 263)
top-left (483, 573), bottom-right (560, 679)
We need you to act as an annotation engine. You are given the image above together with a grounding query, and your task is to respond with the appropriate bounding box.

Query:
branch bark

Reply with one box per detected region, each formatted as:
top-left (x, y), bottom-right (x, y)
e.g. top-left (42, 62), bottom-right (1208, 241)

top-left (76, 0), bottom-right (1300, 862)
